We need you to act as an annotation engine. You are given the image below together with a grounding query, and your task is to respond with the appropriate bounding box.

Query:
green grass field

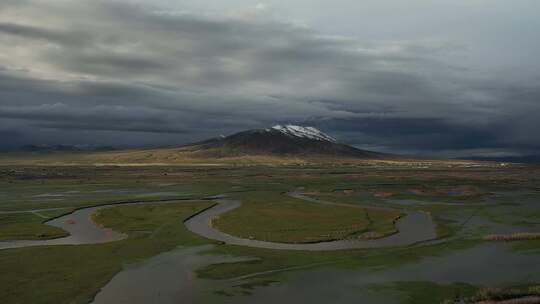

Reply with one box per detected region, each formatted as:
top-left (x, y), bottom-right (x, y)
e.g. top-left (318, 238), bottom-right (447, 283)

top-left (213, 191), bottom-right (401, 243)
top-left (0, 213), bottom-right (69, 241)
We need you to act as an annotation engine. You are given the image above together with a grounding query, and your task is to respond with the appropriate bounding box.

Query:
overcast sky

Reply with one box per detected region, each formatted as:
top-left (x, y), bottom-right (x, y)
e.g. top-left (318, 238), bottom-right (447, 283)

top-left (1, 0), bottom-right (539, 157)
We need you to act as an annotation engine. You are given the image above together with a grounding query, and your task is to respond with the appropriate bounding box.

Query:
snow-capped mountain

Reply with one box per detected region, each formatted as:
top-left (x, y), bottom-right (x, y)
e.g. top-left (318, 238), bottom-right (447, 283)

top-left (180, 124), bottom-right (382, 159)
top-left (270, 125), bottom-right (337, 142)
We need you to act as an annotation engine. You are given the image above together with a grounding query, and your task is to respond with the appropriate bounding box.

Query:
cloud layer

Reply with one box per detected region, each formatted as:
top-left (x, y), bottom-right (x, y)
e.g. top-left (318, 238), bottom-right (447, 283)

top-left (0, 0), bottom-right (539, 156)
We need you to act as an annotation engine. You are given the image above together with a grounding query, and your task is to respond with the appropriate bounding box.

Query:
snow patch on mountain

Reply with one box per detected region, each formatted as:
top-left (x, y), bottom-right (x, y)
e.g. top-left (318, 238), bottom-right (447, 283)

top-left (271, 125), bottom-right (337, 142)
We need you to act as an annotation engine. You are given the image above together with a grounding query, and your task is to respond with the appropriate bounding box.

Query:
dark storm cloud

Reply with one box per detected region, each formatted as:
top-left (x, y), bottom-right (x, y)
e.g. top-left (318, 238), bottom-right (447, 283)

top-left (34, 121), bottom-right (187, 134)
top-left (0, 129), bottom-right (25, 150)
top-left (0, 22), bottom-right (90, 46)
top-left (317, 117), bottom-right (503, 151)
top-left (0, 0), bottom-right (538, 156)
top-left (61, 53), bottom-right (168, 75)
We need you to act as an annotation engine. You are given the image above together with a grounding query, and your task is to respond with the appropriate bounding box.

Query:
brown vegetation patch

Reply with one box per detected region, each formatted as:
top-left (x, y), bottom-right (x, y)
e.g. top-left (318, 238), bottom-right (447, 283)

top-left (408, 185), bottom-right (481, 198)
top-left (359, 231), bottom-right (384, 239)
top-left (483, 233), bottom-right (540, 242)
top-left (465, 286), bottom-right (540, 304)
top-left (475, 297), bottom-right (540, 304)
top-left (444, 185), bottom-right (480, 197)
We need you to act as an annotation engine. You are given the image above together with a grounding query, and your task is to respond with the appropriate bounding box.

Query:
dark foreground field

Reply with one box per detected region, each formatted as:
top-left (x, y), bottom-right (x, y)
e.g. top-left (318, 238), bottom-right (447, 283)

top-left (1, 164), bottom-right (540, 303)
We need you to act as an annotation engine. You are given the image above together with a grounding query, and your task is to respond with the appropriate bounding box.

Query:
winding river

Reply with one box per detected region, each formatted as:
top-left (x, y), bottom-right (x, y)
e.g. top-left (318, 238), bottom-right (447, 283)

top-left (184, 193), bottom-right (437, 251)
top-left (0, 193), bottom-right (437, 251)
top-left (0, 205), bottom-right (127, 250)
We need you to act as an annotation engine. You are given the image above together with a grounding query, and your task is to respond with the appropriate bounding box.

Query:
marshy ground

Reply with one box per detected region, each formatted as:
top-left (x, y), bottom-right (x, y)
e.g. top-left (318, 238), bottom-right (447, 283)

top-left (1, 164), bottom-right (539, 303)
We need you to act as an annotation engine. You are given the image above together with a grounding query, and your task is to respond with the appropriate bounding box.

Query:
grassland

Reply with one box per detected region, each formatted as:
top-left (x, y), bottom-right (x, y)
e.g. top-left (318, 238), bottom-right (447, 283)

top-left (0, 164), bottom-right (539, 303)
top-left (368, 281), bottom-right (478, 304)
top-left (213, 191), bottom-right (402, 243)
top-left (0, 212), bottom-right (68, 241)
